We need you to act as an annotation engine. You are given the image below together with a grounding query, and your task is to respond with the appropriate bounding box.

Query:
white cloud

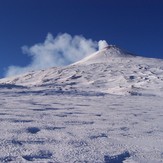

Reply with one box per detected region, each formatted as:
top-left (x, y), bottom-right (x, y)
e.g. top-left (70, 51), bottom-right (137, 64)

top-left (5, 33), bottom-right (108, 77)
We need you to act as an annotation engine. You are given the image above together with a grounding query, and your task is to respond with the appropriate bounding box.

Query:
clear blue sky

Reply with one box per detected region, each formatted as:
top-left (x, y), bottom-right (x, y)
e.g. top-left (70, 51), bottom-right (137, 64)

top-left (0, 0), bottom-right (163, 78)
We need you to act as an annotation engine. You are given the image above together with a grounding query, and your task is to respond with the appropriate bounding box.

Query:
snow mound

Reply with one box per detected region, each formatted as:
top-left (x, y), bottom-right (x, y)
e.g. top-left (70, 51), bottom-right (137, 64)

top-left (74, 45), bottom-right (135, 65)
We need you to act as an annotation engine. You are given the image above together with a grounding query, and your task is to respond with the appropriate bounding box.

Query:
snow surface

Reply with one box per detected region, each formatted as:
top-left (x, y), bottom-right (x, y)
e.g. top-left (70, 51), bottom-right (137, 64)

top-left (0, 46), bottom-right (163, 162)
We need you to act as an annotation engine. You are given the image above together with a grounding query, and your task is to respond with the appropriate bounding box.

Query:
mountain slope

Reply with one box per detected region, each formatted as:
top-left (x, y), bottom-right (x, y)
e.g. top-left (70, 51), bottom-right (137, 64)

top-left (0, 45), bottom-right (163, 96)
top-left (73, 45), bottom-right (135, 64)
top-left (0, 45), bottom-right (163, 162)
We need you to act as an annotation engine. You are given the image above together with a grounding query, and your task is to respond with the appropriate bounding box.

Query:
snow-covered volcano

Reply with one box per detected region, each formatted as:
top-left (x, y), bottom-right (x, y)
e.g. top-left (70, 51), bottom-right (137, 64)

top-left (1, 45), bottom-right (163, 96)
top-left (0, 45), bottom-right (163, 162)
top-left (74, 45), bottom-right (135, 64)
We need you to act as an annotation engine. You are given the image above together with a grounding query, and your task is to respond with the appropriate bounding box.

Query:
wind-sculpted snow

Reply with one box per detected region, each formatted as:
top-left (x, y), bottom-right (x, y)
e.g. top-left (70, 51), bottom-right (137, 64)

top-left (0, 91), bottom-right (163, 162)
top-left (0, 46), bottom-right (163, 162)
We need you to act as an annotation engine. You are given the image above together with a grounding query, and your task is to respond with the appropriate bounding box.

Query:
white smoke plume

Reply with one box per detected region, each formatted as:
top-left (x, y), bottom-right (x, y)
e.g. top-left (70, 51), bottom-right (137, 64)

top-left (5, 33), bottom-right (108, 77)
top-left (98, 40), bottom-right (109, 50)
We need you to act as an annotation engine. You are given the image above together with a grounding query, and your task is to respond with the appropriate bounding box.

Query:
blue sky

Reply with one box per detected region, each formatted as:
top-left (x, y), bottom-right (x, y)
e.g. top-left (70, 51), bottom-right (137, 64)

top-left (0, 0), bottom-right (163, 78)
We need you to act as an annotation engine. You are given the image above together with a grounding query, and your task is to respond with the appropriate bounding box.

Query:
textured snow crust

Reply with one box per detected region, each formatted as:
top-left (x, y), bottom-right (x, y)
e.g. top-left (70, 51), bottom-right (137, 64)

top-left (0, 91), bottom-right (163, 162)
top-left (0, 46), bottom-right (163, 162)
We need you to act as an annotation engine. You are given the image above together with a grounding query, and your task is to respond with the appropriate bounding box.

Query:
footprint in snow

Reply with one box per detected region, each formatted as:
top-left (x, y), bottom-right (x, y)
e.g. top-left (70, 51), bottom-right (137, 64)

top-left (90, 133), bottom-right (107, 139)
top-left (12, 119), bottom-right (33, 123)
top-left (22, 150), bottom-right (52, 161)
top-left (45, 126), bottom-right (66, 130)
top-left (104, 151), bottom-right (130, 163)
top-left (26, 127), bottom-right (40, 134)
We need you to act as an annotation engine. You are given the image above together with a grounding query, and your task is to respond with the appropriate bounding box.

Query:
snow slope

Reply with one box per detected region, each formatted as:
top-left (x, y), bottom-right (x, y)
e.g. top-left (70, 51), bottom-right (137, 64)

top-left (0, 45), bottom-right (163, 162)
top-left (1, 45), bottom-right (163, 96)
